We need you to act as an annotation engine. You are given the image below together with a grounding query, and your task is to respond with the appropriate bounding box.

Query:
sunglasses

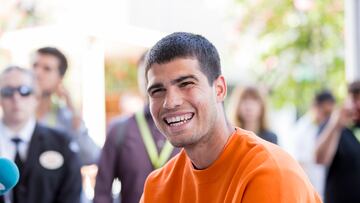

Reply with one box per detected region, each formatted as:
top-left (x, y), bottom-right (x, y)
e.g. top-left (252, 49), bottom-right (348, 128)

top-left (0, 85), bottom-right (34, 98)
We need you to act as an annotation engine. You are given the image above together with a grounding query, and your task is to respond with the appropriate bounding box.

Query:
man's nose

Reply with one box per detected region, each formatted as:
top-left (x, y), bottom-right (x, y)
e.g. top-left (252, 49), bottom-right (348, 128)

top-left (11, 91), bottom-right (23, 101)
top-left (163, 89), bottom-right (183, 109)
top-left (33, 66), bottom-right (43, 76)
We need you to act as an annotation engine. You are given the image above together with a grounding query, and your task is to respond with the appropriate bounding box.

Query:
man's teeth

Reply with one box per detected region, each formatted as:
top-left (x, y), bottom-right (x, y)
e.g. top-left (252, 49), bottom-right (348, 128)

top-left (165, 113), bottom-right (193, 126)
top-left (171, 120), bottom-right (187, 126)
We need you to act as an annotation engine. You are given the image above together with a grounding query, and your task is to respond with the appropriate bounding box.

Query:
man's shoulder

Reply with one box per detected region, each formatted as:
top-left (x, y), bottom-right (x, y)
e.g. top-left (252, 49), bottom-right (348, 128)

top-left (233, 128), bottom-right (301, 172)
top-left (108, 114), bottom-right (132, 127)
top-left (33, 124), bottom-right (82, 164)
top-left (34, 123), bottom-right (73, 145)
top-left (106, 114), bottom-right (136, 141)
top-left (233, 128), bottom-right (278, 156)
top-left (233, 129), bottom-right (319, 200)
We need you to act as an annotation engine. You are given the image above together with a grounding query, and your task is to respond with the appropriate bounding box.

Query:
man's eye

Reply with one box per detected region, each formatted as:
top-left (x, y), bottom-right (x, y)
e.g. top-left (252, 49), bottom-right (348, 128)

top-left (179, 81), bottom-right (194, 88)
top-left (150, 88), bottom-right (165, 96)
top-left (45, 66), bottom-right (52, 72)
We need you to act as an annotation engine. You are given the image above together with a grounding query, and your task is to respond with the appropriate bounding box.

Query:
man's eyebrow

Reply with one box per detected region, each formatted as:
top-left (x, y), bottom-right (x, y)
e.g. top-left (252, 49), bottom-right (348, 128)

top-left (147, 75), bottom-right (199, 93)
top-left (147, 83), bottom-right (163, 93)
top-left (171, 75), bottom-right (199, 85)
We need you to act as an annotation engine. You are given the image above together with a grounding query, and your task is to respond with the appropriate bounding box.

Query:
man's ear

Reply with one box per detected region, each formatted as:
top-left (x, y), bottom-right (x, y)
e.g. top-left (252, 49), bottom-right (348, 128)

top-left (213, 75), bottom-right (227, 102)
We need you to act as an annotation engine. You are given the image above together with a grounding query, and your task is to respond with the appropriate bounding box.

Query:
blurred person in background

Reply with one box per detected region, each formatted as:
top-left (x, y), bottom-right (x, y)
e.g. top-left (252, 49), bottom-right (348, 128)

top-left (316, 82), bottom-right (360, 203)
top-left (94, 52), bottom-right (180, 203)
top-left (293, 90), bottom-right (335, 199)
top-left (32, 47), bottom-right (99, 165)
top-left (228, 86), bottom-right (278, 144)
top-left (0, 66), bottom-right (81, 203)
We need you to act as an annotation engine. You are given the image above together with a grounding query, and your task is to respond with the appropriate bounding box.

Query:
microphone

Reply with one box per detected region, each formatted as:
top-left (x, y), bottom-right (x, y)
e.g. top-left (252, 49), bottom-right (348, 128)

top-left (0, 158), bottom-right (19, 195)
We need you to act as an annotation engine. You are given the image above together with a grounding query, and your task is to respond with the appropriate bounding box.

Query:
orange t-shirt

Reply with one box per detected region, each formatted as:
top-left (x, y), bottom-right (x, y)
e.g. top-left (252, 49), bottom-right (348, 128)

top-left (141, 128), bottom-right (322, 203)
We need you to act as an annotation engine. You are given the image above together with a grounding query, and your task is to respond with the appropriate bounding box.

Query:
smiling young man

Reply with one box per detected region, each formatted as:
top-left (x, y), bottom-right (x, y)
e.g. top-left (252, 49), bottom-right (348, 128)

top-left (140, 32), bottom-right (321, 203)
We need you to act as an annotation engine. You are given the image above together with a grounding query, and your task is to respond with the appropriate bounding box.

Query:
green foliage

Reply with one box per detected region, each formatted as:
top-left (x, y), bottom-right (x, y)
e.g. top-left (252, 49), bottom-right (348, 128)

top-left (105, 59), bottom-right (138, 94)
top-left (233, 0), bottom-right (345, 114)
top-left (0, 2), bottom-right (40, 33)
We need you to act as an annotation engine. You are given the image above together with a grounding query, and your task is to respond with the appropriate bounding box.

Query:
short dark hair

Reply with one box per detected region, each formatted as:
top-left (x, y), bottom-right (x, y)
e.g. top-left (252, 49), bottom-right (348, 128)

top-left (348, 81), bottom-right (360, 95)
top-left (145, 32), bottom-right (221, 85)
top-left (314, 90), bottom-right (335, 105)
top-left (36, 47), bottom-right (68, 77)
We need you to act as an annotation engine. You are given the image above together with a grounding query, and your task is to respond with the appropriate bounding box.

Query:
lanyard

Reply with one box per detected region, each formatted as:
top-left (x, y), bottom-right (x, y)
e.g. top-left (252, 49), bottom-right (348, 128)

top-left (135, 111), bottom-right (174, 169)
top-left (350, 126), bottom-right (360, 143)
top-left (42, 102), bottom-right (59, 128)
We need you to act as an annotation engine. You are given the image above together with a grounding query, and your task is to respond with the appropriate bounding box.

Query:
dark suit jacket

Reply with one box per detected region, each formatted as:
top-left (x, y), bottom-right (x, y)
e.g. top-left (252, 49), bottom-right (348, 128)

top-left (15, 123), bottom-right (82, 203)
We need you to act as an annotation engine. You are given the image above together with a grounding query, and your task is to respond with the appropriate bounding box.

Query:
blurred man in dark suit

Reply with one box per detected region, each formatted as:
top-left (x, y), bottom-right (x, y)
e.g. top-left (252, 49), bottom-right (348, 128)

top-left (0, 66), bottom-right (82, 203)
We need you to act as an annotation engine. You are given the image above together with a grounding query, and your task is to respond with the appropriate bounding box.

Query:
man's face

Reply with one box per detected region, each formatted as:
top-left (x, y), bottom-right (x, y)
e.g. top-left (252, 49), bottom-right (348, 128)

top-left (315, 101), bottom-right (335, 123)
top-left (147, 58), bottom-right (224, 148)
top-left (32, 54), bottom-right (62, 95)
top-left (0, 70), bottom-right (38, 125)
top-left (351, 93), bottom-right (360, 121)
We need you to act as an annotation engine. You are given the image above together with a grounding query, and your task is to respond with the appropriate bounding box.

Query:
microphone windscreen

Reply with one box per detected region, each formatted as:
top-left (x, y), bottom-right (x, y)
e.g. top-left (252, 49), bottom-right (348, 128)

top-left (0, 158), bottom-right (19, 195)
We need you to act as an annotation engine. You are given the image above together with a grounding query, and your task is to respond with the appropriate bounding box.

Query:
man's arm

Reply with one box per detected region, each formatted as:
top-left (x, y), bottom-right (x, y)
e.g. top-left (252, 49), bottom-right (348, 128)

top-left (72, 128), bottom-right (100, 165)
top-left (94, 120), bottom-right (126, 203)
top-left (56, 84), bottom-right (101, 165)
top-left (315, 101), bottom-right (353, 166)
top-left (315, 115), bottom-right (342, 166)
top-left (59, 111), bottom-right (100, 165)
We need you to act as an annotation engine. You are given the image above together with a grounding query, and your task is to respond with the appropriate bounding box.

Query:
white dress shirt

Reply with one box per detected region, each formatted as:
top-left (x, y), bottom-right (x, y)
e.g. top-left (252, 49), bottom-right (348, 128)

top-left (0, 118), bottom-right (36, 203)
top-left (293, 112), bottom-right (325, 199)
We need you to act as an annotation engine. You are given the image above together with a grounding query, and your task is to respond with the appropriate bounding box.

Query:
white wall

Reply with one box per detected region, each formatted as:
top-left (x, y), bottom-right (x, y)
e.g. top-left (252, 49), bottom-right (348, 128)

top-left (345, 0), bottom-right (360, 82)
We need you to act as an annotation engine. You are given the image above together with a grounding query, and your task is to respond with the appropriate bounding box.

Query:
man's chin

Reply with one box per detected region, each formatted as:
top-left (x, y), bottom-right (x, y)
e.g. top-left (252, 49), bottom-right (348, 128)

top-left (168, 137), bottom-right (196, 148)
top-left (41, 91), bottom-right (53, 97)
top-left (9, 117), bottom-right (27, 124)
top-left (165, 136), bottom-right (182, 147)
top-left (169, 142), bottom-right (184, 148)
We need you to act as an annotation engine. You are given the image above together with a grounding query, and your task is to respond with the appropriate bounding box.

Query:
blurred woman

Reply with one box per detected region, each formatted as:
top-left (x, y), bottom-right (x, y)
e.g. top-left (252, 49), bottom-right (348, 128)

top-left (228, 86), bottom-right (278, 144)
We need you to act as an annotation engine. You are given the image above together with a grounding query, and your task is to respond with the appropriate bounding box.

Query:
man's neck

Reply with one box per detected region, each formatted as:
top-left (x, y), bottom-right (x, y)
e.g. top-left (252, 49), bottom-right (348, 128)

top-left (37, 94), bottom-right (52, 118)
top-left (243, 121), bottom-right (259, 133)
top-left (3, 119), bottom-right (28, 133)
top-left (184, 119), bottom-right (233, 170)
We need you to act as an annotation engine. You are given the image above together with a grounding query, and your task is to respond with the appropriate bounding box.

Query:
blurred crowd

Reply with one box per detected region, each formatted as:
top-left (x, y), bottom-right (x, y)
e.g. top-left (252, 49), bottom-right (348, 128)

top-left (0, 44), bottom-right (359, 203)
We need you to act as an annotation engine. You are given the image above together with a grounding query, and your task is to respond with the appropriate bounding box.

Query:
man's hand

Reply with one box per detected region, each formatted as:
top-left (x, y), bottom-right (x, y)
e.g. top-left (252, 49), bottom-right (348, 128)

top-left (56, 84), bottom-right (82, 131)
top-left (56, 84), bottom-right (72, 107)
top-left (330, 97), bottom-right (355, 129)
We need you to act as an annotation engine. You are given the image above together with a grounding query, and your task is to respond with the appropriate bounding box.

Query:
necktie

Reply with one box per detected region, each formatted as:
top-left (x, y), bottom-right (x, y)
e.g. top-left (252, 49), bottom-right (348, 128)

top-left (11, 137), bottom-right (23, 203)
